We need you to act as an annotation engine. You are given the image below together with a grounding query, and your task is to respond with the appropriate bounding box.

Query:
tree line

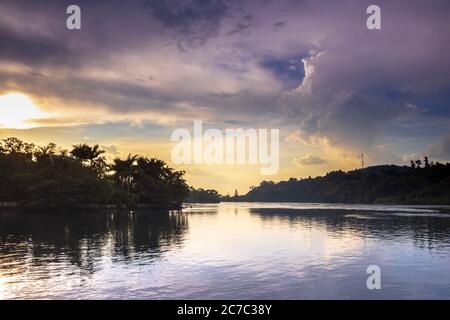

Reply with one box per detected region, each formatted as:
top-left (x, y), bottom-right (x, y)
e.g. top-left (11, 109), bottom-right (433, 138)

top-left (226, 158), bottom-right (450, 204)
top-left (185, 187), bottom-right (220, 203)
top-left (0, 137), bottom-right (189, 210)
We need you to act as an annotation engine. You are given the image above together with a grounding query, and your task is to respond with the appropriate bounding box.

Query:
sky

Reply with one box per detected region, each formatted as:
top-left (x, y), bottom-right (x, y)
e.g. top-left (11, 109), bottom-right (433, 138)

top-left (0, 0), bottom-right (449, 194)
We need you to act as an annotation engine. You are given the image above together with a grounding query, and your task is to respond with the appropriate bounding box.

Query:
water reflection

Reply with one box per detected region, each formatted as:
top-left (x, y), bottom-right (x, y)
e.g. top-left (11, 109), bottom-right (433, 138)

top-left (250, 208), bottom-right (450, 253)
top-left (1, 204), bottom-right (450, 299)
top-left (0, 211), bottom-right (188, 278)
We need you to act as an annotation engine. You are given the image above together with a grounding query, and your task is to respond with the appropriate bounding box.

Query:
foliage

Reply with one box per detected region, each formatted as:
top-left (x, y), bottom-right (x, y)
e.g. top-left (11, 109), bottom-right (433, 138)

top-left (0, 138), bottom-right (189, 210)
top-left (226, 159), bottom-right (450, 205)
top-left (186, 187), bottom-right (220, 203)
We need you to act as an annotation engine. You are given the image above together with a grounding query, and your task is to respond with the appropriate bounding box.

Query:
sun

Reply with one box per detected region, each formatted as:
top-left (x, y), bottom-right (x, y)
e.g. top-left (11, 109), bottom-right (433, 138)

top-left (0, 92), bottom-right (48, 129)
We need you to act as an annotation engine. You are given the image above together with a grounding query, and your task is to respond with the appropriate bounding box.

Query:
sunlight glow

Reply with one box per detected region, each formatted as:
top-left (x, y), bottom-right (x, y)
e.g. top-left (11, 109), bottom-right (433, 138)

top-left (0, 92), bottom-right (48, 129)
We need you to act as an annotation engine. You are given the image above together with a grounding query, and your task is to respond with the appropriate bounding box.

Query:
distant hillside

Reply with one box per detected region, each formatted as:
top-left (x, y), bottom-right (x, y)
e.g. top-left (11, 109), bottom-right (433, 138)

top-left (225, 161), bottom-right (450, 205)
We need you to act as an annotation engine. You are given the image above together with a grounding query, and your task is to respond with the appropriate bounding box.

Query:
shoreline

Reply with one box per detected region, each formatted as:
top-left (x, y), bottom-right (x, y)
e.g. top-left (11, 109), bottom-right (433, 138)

top-left (2, 201), bottom-right (450, 215)
top-left (0, 202), bottom-right (184, 214)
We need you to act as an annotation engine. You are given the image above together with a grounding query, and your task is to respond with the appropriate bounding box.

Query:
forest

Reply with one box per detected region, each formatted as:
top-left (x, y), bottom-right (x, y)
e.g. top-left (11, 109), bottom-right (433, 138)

top-left (186, 187), bottom-right (220, 203)
top-left (0, 137), bottom-right (189, 210)
top-left (227, 159), bottom-right (450, 205)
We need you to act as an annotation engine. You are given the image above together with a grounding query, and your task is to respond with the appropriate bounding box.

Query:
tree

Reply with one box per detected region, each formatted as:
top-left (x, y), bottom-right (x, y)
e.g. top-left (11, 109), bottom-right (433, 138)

top-left (186, 187), bottom-right (221, 203)
top-left (0, 138), bottom-right (190, 210)
top-left (133, 156), bottom-right (189, 206)
top-left (1, 137), bottom-right (35, 159)
top-left (112, 154), bottom-right (137, 190)
top-left (424, 156), bottom-right (430, 168)
top-left (70, 144), bottom-right (107, 175)
top-left (70, 144), bottom-right (105, 165)
top-left (39, 143), bottom-right (57, 156)
top-left (415, 159), bottom-right (422, 168)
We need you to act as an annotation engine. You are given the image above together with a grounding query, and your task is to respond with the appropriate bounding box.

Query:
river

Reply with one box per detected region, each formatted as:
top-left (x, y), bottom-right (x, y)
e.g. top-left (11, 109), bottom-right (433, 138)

top-left (1, 202), bottom-right (450, 299)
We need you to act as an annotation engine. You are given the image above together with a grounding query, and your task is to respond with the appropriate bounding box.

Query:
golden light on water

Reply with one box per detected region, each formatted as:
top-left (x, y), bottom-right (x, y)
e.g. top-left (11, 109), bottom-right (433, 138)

top-left (0, 92), bottom-right (48, 129)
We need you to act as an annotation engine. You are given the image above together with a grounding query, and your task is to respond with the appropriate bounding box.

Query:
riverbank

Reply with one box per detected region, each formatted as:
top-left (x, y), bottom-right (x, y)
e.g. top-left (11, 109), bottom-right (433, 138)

top-left (0, 202), bottom-right (184, 214)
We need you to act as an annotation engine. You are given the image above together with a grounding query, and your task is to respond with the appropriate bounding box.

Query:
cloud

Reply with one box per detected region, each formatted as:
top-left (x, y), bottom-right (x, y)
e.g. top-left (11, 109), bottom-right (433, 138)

top-left (273, 21), bottom-right (286, 28)
top-left (428, 135), bottom-right (450, 160)
top-left (0, 0), bottom-right (291, 127)
top-left (143, 0), bottom-right (230, 32)
top-left (0, 25), bottom-right (73, 67)
top-left (293, 154), bottom-right (327, 166)
top-left (226, 14), bottom-right (252, 35)
top-left (284, 130), bottom-right (303, 143)
top-left (144, 0), bottom-right (234, 50)
top-left (100, 144), bottom-right (119, 156)
top-left (0, 0), bottom-right (449, 169)
top-left (279, 0), bottom-right (450, 151)
top-left (260, 55), bottom-right (305, 88)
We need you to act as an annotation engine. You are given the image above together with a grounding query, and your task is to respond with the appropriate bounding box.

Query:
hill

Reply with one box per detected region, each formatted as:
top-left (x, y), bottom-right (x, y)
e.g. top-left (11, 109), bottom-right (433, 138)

top-left (226, 162), bottom-right (450, 205)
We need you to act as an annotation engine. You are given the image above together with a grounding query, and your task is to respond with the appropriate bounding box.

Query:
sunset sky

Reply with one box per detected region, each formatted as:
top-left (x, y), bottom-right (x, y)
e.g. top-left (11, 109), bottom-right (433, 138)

top-left (1, 0), bottom-right (449, 194)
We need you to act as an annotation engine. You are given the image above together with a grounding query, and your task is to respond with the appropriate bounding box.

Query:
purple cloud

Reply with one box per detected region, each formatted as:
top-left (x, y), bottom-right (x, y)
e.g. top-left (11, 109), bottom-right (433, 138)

top-left (0, 0), bottom-right (448, 163)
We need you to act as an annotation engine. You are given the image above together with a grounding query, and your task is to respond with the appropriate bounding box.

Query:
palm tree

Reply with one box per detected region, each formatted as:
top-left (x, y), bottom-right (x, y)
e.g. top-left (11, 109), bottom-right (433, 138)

top-left (71, 144), bottom-right (92, 162)
top-left (71, 144), bottom-right (105, 165)
top-left (40, 143), bottom-right (57, 155)
top-left (137, 157), bottom-right (167, 179)
top-left (112, 154), bottom-right (137, 191)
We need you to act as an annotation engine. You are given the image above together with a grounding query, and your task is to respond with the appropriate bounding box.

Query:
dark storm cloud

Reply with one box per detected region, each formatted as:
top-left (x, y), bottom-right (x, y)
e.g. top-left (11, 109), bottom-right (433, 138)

top-left (280, 0), bottom-right (450, 150)
top-left (143, 0), bottom-right (230, 30)
top-left (0, 24), bottom-right (73, 67)
top-left (143, 0), bottom-right (238, 49)
top-left (260, 56), bottom-right (305, 88)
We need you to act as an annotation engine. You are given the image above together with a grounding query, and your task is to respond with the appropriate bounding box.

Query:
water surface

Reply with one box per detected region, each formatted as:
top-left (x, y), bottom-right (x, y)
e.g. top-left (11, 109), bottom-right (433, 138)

top-left (1, 202), bottom-right (450, 299)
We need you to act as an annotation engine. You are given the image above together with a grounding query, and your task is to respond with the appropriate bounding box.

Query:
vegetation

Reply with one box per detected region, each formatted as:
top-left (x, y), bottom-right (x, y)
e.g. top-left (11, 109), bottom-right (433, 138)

top-left (224, 158), bottom-right (450, 204)
top-left (0, 137), bottom-right (189, 210)
top-left (220, 190), bottom-right (240, 202)
top-left (186, 187), bottom-right (220, 203)
top-left (2, 137), bottom-right (448, 208)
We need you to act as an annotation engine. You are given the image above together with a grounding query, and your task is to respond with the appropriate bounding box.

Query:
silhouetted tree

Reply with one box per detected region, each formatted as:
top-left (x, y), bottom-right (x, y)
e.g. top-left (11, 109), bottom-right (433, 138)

top-left (112, 154), bottom-right (137, 190)
top-left (0, 138), bottom-right (189, 210)
top-left (187, 187), bottom-right (220, 203)
top-left (424, 156), bottom-right (430, 168)
top-left (415, 159), bottom-right (422, 168)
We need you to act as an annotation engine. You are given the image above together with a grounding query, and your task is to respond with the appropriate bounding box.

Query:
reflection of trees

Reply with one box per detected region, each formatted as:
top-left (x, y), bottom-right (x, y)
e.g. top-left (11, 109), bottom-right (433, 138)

top-left (251, 209), bottom-right (450, 252)
top-left (0, 211), bottom-right (188, 276)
